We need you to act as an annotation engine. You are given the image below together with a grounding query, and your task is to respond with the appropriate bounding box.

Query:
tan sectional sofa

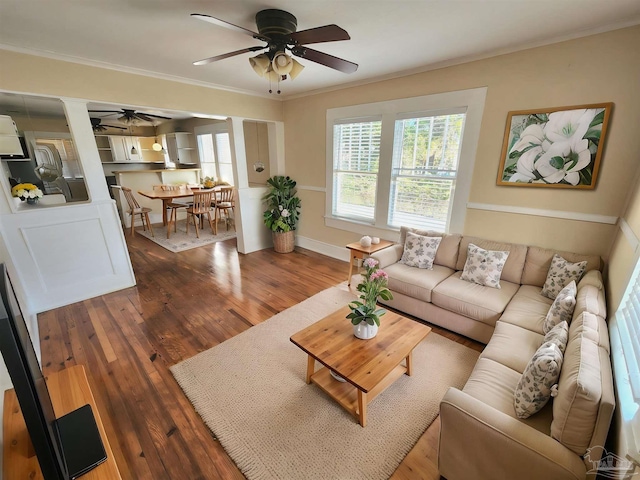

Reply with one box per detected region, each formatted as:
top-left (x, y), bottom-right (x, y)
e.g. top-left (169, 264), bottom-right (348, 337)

top-left (372, 227), bottom-right (614, 480)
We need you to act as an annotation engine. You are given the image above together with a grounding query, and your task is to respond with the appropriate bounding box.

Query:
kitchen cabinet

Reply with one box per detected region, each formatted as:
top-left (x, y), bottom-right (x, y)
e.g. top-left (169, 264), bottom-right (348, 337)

top-left (109, 135), bottom-right (141, 162)
top-left (165, 132), bottom-right (196, 165)
top-left (95, 135), bottom-right (163, 164)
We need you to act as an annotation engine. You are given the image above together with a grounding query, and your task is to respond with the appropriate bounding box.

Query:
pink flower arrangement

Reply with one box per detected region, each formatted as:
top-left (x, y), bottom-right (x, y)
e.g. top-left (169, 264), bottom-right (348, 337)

top-left (346, 258), bottom-right (393, 327)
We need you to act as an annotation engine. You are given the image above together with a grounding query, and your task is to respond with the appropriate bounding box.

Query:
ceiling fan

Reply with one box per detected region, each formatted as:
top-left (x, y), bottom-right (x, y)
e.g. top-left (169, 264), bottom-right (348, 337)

top-left (90, 117), bottom-right (127, 132)
top-left (191, 9), bottom-right (358, 93)
top-left (88, 108), bottom-right (172, 125)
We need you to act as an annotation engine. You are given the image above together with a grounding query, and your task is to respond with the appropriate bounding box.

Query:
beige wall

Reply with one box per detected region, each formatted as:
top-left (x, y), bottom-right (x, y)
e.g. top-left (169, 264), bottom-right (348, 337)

top-left (283, 25), bottom-right (640, 258)
top-left (243, 120), bottom-right (270, 186)
top-left (0, 50), bottom-right (283, 122)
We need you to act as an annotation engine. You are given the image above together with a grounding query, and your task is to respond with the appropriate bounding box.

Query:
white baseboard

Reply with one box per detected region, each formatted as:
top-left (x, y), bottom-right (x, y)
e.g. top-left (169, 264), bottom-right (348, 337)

top-left (296, 235), bottom-right (350, 262)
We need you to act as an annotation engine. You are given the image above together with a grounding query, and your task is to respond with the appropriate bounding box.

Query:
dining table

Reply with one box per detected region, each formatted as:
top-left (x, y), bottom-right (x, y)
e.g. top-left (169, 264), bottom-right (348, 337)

top-left (137, 186), bottom-right (220, 226)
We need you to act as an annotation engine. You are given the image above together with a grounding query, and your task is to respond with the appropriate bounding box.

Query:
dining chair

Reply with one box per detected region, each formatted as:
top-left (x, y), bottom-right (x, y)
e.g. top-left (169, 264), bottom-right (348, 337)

top-left (153, 184), bottom-right (190, 238)
top-left (213, 186), bottom-right (236, 235)
top-left (121, 187), bottom-right (154, 237)
top-left (185, 189), bottom-right (215, 238)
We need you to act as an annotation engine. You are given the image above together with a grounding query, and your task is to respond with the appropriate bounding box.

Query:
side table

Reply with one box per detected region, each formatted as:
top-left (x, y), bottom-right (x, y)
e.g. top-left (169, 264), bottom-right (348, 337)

top-left (345, 240), bottom-right (394, 286)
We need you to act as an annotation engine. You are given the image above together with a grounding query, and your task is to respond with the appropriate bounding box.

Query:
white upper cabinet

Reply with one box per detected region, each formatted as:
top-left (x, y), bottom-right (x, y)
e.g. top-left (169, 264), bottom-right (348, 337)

top-left (108, 136), bottom-right (141, 162)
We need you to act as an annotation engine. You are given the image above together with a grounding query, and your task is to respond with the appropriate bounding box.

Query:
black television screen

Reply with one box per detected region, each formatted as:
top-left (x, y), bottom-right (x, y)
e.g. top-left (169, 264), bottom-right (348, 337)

top-left (0, 264), bottom-right (107, 479)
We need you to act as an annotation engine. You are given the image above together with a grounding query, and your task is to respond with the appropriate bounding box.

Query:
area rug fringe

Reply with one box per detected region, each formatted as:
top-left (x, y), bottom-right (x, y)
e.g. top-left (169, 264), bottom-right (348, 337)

top-left (171, 286), bottom-right (479, 480)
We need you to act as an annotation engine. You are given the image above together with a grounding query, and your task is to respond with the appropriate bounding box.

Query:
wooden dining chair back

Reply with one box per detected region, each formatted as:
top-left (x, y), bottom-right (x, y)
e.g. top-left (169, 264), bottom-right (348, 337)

top-left (121, 187), bottom-right (154, 237)
top-left (213, 186), bottom-right (236, 235)
top-left (186, 189), bottom-right (215, 238)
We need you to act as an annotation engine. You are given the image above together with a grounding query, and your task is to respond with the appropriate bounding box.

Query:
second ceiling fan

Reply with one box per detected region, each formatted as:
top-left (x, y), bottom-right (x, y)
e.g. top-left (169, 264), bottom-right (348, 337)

top-left (192, 9), bottom-right (358, 93)
top-left (88, 108), bottom-right (172, 125)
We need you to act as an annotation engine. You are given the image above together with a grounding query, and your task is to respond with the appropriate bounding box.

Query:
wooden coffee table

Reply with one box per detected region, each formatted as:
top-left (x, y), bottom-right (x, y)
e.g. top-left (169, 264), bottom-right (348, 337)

top-left (290, 306), bottom-right (431, 427)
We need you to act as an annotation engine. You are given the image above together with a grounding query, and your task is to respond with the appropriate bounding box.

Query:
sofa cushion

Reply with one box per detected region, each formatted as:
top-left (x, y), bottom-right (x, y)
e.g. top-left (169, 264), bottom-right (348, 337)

top-left (456, 236), bottom-right (527, 285)
top-left (544, 321), bottom-right (569, 354)
top-left (431, 272), bottom-right (519, 326)
top-left (578, 269), bottom-right (604, 290)
top-left (513, 341), bottom-right (564, 419)
top-left (480, 321), bottom-right (544, 373)
top-left (498, 285), bottom-right (553, 335)
top-left (399, 226), bottom-right (461, 270)
top-left (551, 329), bottom-right (602, 455)
top-left (570, 311), bottom-right (610, 355)
top-left (574, 284), bottom-right (607, 322)
top-left (522, 246), bottom-right (601, 288)
top-left (462, 357), bottom-right (553, 434)
top-left (460, 243), bottom-right (510, 289)
top-left (541, 255), bottom-right (587, 300)
top-left (385, 263), bottom-right (454, 303)
top-left (543, 281), bottom-right (577, 334)
top-left (400, 232), bottom-right (441, 269)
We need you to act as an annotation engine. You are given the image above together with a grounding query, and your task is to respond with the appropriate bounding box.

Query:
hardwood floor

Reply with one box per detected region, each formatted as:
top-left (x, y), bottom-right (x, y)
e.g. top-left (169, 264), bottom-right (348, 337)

top-left (37, 233), bottom-right (483, 479)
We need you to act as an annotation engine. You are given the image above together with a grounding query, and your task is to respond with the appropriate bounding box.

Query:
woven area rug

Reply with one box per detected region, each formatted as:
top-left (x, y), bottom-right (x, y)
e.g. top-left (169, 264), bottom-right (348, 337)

top-left (136, 220), bottom-right (236, 252)
top-left (171, 287), bottom-right (479, 480)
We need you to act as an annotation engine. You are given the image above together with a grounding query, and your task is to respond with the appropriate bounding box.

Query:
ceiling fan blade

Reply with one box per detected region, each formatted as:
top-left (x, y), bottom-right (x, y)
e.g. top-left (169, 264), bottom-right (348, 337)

top-left (134, 113), bottom-right (154, 122)
top-left (105, 125), bottom-right (127, 130)
top-left (193, 46), bottom-right (265, 66)
top-left (142, 113), bottom-right (173, 120)
top-left (289, 25), bottom-right (350, 45)
top-left (291, 47), bottom-right (358, 74)
top-left (88, 110), bottom-right (121, 114)
top-left (191, 13), bottom-right (269, 42)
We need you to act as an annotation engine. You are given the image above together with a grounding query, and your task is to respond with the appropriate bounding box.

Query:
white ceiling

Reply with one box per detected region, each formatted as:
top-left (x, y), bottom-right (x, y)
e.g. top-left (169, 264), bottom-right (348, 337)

top-left (1, 1), bottom-right (639, 99)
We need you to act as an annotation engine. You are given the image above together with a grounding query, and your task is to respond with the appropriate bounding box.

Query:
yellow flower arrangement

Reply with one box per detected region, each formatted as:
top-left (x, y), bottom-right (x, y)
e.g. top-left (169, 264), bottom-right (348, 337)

top-left (11, 183), bottom-right (44, 202)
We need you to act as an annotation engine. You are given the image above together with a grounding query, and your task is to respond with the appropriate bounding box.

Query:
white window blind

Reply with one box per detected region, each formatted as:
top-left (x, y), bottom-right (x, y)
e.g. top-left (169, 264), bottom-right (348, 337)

top-left (332, 120), bottom-right (381, 222)
top-left (611, 257), bottom-right (640, 465)
top-left (389, 112), bottom-right (465, 231)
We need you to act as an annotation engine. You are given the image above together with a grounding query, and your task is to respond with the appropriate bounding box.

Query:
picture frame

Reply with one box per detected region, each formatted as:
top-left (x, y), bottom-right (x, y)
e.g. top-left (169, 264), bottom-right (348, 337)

top-left (496, 103), bottom-right (612, 189)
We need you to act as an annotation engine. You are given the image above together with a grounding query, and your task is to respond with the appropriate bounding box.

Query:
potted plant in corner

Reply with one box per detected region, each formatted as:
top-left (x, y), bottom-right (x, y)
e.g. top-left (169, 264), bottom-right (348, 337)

top-left (263, 175), bottom-right (301, 253)
top-left (347, 258), bottom-right (394, 339)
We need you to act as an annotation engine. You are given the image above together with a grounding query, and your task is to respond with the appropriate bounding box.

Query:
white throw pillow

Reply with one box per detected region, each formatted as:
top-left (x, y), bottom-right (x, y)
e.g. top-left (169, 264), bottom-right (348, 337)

top-left (514, 341), bottom-right (564, 419)
top-left (400, 232), bottom-right (442, 269)
top-left (460, 243), bottom-right (510, 289)
top-left (544, 321), bottom-right (569, 354)
top-left (541, 254), bottom-right (586, 299)
top-left (543, 281), bottom-right (577, 334)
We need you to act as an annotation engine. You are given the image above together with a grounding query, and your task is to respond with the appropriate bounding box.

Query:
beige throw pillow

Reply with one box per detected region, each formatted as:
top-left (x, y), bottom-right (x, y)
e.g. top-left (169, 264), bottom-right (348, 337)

top-left (514, 341), bottom-right (564, 419)
top-left (544, 321), bottom-right (569, 354)
top-left (460, 243), bottom-right (509, 289)
top-left (400, 232), bottom-right (442, 269)
top-left (543, 281), bottom-right (577, 334)
top-left (541, 254), bottom-right (586, 299)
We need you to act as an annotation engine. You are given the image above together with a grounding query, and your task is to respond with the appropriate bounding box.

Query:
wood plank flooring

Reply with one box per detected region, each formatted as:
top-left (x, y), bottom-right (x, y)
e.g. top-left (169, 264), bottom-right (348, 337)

top-left (37, 232), bottom-right (483, 480)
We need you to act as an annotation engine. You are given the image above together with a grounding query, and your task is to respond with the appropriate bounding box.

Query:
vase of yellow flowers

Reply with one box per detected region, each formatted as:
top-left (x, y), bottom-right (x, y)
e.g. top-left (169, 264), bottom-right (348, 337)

top-left (347, 258), bottom-right (393, 339)
top-left (11, 183), bottom-right (43, 205)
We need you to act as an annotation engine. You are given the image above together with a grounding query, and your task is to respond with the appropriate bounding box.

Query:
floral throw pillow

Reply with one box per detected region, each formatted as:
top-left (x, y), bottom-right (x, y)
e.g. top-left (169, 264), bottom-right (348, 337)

top-left (544, 321), bottom-right (569, 354)
top-left (514, 341), bottom-right (564, 419)
top-left (541, 254), bottom-right (587, 299)
top-left (460, 243), bottom-right (510, 289)
top-left (543, 281), bottom-right (577, 334)
top-left (400, 232), bottom-right (442, 269)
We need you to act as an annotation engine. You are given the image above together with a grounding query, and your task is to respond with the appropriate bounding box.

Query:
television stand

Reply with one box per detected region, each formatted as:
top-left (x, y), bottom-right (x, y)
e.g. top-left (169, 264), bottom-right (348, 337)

top-left (3, 365), bottom-right (121, 479)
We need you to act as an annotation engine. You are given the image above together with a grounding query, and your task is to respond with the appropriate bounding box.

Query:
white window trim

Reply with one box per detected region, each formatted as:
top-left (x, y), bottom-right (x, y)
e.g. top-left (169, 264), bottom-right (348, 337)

top-left (325, 87), bottom-right (487, 236)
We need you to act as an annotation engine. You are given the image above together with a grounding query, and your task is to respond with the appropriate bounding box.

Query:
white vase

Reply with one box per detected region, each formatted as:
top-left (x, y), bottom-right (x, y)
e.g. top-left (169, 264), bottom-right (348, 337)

top-left (353, 321), bottom-right (378, 340)
top-left (360, 235), bottom-right (372, 247)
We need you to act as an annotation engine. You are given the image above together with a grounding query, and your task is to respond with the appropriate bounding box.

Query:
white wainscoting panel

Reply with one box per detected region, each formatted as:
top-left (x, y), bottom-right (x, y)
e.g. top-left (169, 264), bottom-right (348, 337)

top-left (467, 202), bottom-right (618, 225)
top-left (0, 199), bottom-right (135, 313)
top-left (236, 186), bottom-right (272, 254)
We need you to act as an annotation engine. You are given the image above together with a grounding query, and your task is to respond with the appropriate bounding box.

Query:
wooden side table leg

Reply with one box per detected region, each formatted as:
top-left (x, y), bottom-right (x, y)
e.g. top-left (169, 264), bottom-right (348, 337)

top-left (305, 355), bottom-right (315, 384)
top-left (357, 390), bottom-right (367, 427)
top-left (405, 351), bottom-right (413, 376)
top-left (347, 253), bottom-right (355, 285)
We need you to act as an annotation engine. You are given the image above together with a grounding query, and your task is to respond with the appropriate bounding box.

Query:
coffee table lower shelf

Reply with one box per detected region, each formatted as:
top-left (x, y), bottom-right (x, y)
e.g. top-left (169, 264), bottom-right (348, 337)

top-left (309, 361), bottom-right (408, 427)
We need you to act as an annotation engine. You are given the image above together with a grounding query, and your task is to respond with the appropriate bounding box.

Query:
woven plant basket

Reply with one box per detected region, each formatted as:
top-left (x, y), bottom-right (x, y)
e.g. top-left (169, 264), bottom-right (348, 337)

top-left (273, 230), bottom-right (295, 253)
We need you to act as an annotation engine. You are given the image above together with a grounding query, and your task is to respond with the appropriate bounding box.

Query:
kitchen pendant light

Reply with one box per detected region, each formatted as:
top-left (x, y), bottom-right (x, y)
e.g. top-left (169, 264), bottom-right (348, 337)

top-left (152, 125), bottom-right (163, 151)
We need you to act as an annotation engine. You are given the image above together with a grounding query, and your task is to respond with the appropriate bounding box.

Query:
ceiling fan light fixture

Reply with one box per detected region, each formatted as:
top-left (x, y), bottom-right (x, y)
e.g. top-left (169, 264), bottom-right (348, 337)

top-left (249, 54), bottom-right (271, 77)
top-left (289, 58), bottom-right (305, 80)
top-left (271, 51), bottom-right (293, 75)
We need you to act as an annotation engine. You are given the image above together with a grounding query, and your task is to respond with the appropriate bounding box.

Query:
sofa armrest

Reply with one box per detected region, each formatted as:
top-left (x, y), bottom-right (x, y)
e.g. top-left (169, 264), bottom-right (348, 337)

top-left (439, 388), bottom-right (586, 480)
top-left (371, 244), bottom-right (403, 269)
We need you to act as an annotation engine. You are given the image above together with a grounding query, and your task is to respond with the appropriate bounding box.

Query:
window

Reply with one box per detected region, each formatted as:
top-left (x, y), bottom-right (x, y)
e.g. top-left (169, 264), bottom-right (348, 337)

top-left (326, 88), bottom-right (487, 235)
top-left (332, 119), bottom-right (381, 222)
top-left (390, 111), bottom-right (465, 230)
top-left (611, 257), bottom-right (640, 465)
top-left (196, 130), bottom-right (235, 185)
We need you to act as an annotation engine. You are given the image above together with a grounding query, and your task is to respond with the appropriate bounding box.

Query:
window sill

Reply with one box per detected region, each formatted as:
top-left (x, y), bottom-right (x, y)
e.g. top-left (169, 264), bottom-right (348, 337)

top-left (325, 216), bottom-right (401, 242)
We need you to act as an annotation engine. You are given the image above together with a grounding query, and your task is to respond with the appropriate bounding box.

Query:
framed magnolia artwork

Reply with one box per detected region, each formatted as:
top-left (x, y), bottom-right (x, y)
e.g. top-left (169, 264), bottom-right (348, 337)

top-left (496, 103), bottom-right (612, 189)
